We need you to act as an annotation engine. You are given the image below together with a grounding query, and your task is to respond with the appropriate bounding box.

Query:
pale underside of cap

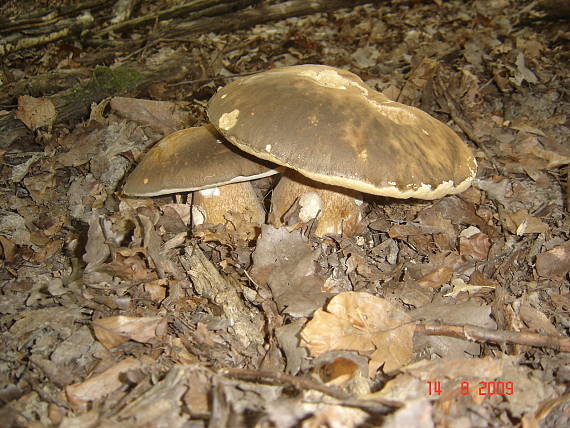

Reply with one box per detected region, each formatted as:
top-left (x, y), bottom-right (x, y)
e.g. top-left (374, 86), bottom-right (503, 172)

top-left (207, 64), bottom-right (477, 200)
top-left (123, 124), bottom-right (279, 197)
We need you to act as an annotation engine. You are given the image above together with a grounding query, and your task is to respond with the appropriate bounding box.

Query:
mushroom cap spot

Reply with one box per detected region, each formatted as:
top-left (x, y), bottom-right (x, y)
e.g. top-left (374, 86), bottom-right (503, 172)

top-left (123, 124), bottom-right (278, 197)
top-left (207, 64), bottom-right (477, 200)
top-left (218, 109), bottom-right (240, 131)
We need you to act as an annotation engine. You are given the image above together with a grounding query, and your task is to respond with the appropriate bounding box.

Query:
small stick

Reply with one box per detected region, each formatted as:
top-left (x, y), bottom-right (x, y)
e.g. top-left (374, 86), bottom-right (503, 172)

top-left (415, 322), bottom-right (570, 352)
top-left (219, 367), bottom-right (351, 400)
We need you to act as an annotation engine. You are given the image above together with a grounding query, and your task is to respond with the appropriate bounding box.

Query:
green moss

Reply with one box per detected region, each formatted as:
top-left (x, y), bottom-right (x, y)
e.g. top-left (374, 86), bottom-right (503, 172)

top-left (92, 66), bottom-right (143, 94)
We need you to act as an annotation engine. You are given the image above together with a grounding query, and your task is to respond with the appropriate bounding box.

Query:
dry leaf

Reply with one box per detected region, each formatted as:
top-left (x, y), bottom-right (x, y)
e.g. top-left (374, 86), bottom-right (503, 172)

top-left (92, 315), bottom-right (167, 349)
top-left (301, 292), bottom-right (414, 376)
top-left (417, 266), bottom-right (453, 288)
top-left (504, 209), bottom-right (549, 235)
top-left (459, 232), bottom-right (491, 260)
top-left (536, 241), bottom-right (570, 280)
top-left (16, 95), bottom-right (56, 130)
top-left (110, 97), bottom-right (189, 135)
top-left (252, 225), bottom-right (329, 316)
top-left (66, 357), bottom-right (143, 407)
top-left (444, 278), bottom-right (495, 298)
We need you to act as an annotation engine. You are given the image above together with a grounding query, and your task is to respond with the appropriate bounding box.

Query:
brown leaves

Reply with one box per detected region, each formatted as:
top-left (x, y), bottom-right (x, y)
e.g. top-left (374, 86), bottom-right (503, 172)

top-left (66, 357), bottom-right (144, 408)
top-left (301, 292), bottom-right (414, 375)
top-left (16, 95), bottom-right (56, 130)
top-left (536, 241), bottom-right (570, 280)
top-left (110, 97), bottom-right (190, 135)
top-left (252, 225), bottom-right (329, 317)
top-left (92, 315), bottom-right (168, 349)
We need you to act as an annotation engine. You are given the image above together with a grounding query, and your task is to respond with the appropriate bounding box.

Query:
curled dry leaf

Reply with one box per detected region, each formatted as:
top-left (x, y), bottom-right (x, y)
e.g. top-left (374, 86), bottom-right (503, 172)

top-left (66, 357), bottom-right (143, 408)
top-left (92, 315), bottom-right (167, 349)
top-left (300, 292), bottom-right (414, 376)
top-left (504, 209), bottom-right (549, 235)
top-left (417, 266), bottom-right (453, 288)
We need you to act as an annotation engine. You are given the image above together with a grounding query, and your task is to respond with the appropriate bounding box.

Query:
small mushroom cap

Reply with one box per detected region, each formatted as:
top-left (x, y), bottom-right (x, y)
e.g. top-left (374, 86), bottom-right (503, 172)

top-left (208, 65), bottom-right (477, 200)
top-left (123, 124), bottom-right (278, 197)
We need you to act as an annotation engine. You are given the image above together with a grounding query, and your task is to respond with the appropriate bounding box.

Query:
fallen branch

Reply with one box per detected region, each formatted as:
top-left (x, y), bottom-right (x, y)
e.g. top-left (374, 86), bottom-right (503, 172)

top-left (91, 0), bottom-right (257, 38)
top-left (0, 53), bottom-right (199, 149)
top-left (168, 0), bottom-right (379, 35)
top-left (415, 322), bottom-right (570, 352)
top-left (0, 0), bottom-right (112, 56)
top-left (220, 367), bottom-right (400, 412)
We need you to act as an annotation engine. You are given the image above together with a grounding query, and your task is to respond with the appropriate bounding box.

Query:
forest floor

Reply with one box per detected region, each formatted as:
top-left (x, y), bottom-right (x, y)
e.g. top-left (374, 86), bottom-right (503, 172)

top-left (0, 0), bottom-right (569, 427)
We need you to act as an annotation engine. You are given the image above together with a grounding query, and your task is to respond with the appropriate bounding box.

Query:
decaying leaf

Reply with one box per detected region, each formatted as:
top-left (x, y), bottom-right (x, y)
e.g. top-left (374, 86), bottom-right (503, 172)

top-left (252, 225), bottom-right (330, 316)
top-left (536, 241), bottom-right (570, 280)
top-left (459, 230), bottom-right (491, 260)
top-left (110, 96), bottom-right (189, 135)
top-left (504, 209), bottom-right (549, 235)
top-left (66, 357), bottom-right (144, 408)
top-left (301, 292), bottom-right (414, 375)
top-left (16, 95), bottom-right (56, 130)
top-left (92, 315), bottom-right (167, 349)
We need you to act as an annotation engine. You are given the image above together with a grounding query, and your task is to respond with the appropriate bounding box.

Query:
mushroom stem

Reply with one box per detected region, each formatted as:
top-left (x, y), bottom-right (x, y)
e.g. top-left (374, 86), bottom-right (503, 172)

top-left (192, 181), bottom-right (265, 229)
top-left (269, 171), bottom-right (365, 237)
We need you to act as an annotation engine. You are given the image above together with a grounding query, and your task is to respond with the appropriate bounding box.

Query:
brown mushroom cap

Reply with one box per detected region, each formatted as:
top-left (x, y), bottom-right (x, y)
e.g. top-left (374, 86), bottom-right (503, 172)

top-left (207, 64), bottom-right (477, 200)
top-left (123, 124), bottom-right (278, 197)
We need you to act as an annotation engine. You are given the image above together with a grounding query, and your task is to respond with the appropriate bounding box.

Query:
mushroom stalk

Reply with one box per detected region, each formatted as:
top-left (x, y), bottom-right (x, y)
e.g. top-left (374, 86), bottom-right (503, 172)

top-left (269, 170), bottom-right (365, 237)
top-left (193, 181), bottom-right (265, 229)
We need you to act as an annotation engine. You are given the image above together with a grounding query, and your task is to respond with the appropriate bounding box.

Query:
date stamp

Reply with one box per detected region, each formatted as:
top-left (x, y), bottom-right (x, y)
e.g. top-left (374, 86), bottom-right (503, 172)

top-left (427, 380), bottom-right (515, 396)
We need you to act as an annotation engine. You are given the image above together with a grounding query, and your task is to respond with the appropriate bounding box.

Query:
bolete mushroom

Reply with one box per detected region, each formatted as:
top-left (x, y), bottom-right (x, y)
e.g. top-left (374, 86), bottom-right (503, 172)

top-left (123, 124), bottom-right (278, 228)
top-left (207, 64), bottom-right (477, 236)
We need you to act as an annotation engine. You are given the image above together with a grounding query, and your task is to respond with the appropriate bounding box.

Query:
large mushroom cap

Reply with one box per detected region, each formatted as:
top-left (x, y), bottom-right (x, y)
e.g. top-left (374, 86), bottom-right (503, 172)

top-left (124, 124), bottom-right (278, 197)
top-left (207, 64), bottom-right (477, 200)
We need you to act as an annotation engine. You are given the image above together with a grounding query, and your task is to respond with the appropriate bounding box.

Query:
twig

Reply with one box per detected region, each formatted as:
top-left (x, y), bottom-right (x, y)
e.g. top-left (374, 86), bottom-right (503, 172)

top-left (415, 322), bottom-right (570, 352)
top-left (220, 367), bottom-right (400, 413)
top-left (168, 71), bottom-right (259, 87)
top-left (92, 0), bottom-right (257, 37)
top-left (219, 367), bottom-right (351, 400)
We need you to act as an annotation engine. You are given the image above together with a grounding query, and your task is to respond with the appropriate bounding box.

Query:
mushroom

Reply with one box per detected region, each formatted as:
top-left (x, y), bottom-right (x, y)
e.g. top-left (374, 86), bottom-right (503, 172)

top-left (207, 64), bottom-right (477, 236)
top-left (123, 124), bottom-right (278, 228)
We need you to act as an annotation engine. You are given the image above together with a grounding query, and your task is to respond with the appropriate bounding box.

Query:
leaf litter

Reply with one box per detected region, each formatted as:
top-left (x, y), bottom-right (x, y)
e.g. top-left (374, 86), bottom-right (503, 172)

top-left (1, 0), bottom-right (569, 426)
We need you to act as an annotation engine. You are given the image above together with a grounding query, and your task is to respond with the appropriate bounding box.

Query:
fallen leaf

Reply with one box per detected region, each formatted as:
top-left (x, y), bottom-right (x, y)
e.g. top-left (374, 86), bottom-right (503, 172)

top-left (16, 95), bottom-right (56, 130)
top-left (536, 241), bottom-right (570, 280)
top-left (444, 278), bottom-right (495, 298)
top-left (92, 315), bottom-right (167, 349)
top-left (252, 225), bottom-right (329, 316)
top-left (66, 357), bottom-right (143, 407)
top-left (504, 209), bottom-right (549, 235)
top-left (301, 292), bottom-right (414, 376)
top-left (110, 97), bottom-right (189, 135)
top-left (459, 232), bottom-right (491, 260)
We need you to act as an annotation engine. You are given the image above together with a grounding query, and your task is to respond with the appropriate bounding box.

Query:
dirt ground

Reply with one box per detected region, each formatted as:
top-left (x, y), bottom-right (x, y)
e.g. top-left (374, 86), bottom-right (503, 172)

top-left (1, 1), bottom-right (569, 427)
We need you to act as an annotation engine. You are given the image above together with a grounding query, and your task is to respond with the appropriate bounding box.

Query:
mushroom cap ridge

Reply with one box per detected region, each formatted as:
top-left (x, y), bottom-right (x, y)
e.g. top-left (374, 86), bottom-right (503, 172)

top-left (124, 124), bottom-right (278, 197)
top-left (207, 64), bottom-right (477, 200)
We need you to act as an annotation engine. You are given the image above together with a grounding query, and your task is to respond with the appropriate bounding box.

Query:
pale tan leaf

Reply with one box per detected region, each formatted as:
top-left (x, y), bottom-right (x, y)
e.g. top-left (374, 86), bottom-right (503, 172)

top-left (92, 315), bottom-right (167, 349)
top-left (301, 292), bottom-right (414, 376)
top-left (66, 357), bottom-right (142, 407)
